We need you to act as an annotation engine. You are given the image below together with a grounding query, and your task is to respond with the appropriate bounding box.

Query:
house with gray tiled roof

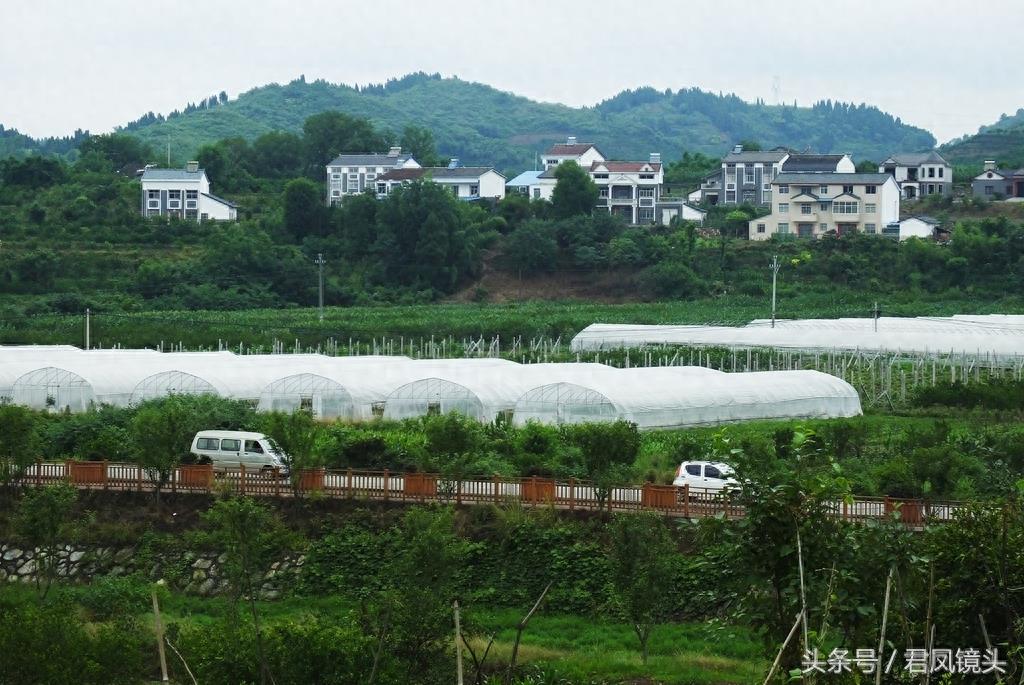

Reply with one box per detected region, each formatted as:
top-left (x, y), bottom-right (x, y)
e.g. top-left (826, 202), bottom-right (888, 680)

top-left (703, 145), bottom-right (857, 206)
top-left (971, 160), bottom-right (1024, 200)
top-left (542, 136), bottom-right (606, 170)
top-left (326, 146), bottom-right (420, 205)
top-left (375, 162), bottom-right (506, 201)
top-left (140, 162), bottom-right (237, 221)
top-left (749, 172), bottom-right (900, 241)
top-left (878, 151), bottom-right (952, 199)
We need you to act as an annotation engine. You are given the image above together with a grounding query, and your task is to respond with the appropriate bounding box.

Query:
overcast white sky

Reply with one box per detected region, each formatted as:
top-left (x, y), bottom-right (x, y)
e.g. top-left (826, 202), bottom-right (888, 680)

top-left (2, 0), bottom-right (1021, 143)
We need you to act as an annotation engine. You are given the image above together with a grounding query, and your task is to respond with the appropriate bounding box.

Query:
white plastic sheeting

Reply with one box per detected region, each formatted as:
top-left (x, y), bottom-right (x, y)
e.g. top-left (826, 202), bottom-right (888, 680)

top-left (0, 346), bottom-right (862, 428)
top-left (570, 316), bottom-right (1024, 359)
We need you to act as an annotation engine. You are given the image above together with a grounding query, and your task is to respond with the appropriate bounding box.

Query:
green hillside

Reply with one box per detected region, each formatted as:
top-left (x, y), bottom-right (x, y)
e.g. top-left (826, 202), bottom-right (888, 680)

top-left (941, 124), bottom-right (1024, 167)
top-left (110, 73), bottom-right (933, 172)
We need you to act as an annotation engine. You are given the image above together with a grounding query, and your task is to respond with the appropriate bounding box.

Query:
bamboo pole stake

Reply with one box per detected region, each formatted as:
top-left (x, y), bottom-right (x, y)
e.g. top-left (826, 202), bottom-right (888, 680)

top-left (152, 589), bottom-right (169, 682)
top-left (796, 528), bottom-right (809, 654)
top-left (876, 567), bottom-right (894, 685)
top-left (454, 600), bottom-right (464, 685)
top-left (762, 612), bottom-right (803, 685)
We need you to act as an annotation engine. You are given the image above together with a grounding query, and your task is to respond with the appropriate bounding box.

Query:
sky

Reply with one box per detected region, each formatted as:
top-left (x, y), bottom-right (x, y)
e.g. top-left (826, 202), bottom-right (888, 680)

top-left (2, 0), bottom-right (1022, 144)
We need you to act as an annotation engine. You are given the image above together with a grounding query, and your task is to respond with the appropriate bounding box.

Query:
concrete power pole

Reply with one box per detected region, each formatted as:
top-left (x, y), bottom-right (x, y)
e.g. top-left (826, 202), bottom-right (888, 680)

top-left (769, 255), bottom-right (781, 328)
top-left (315, 253), bottom-right (326, 322)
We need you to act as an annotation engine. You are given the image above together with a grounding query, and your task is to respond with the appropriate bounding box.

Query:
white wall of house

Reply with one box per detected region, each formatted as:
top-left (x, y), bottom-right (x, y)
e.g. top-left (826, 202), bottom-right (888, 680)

top-left (141, 171), bottom-right (235, 221)
top-left (898, 217), bottom-right (937, 241)
top-left (835, 155), bottom-right (856, 173)
top-left (544, 147), bottom-right (605, 170)
top-left (200, 195), bottom-right (237, 221)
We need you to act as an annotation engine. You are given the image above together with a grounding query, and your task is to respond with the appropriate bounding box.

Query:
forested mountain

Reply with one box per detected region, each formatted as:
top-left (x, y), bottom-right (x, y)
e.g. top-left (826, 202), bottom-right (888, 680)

top-left (940, 109), bottom-right (1024, 167)
top-left (0, 124), bottom-right (87, 158)
top-left (3, 73), bottom-right (935, 172)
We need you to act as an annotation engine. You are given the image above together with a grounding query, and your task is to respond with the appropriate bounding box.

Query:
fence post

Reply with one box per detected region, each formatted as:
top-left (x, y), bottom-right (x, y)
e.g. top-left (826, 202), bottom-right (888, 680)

top-left (383, 469), bottom-right (390, 502)
top-left (239, 464), bottom-right (246, 495)
top-left (683, 484), bottom-right (690, 519)
top-left (170, 465), bottom-right (177, 495)
top-left (36, 460), bottom-right (41, 487)
top-left (493, 474), bottom-right (500, 504)
top-left (347, 468), bottom-right (353, 498)
top-left (456, 477), bottom-right (462, 506)
top-left (274, 469), bottom-right (280, 498)
top-left (569, 478), bottom-right (576, 511)
top-left (101, 460), bottom-right (108, 490)
top-left (137, 464), bottom-right (143, 493)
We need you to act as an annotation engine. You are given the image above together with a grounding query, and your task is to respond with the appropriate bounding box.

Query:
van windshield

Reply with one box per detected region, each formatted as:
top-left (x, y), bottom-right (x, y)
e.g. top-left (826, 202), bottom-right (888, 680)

top-left (264, 438), bottom-right (284, 454)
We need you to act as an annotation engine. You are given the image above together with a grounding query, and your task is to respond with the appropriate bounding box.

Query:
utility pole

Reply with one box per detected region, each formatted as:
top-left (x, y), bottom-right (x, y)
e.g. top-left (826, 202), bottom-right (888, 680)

top-left (85, 308), bottom-right (91, 350)
top-left (873, 301), bottom-right (880, 332)
top-left (315, 253), bottom-right (326, 322)
top-left (769, 255), bottom-right (781, 328)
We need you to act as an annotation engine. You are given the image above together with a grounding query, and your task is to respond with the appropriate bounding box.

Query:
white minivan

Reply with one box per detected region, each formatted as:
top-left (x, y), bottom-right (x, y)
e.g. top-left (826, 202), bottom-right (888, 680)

top-left (190, 430), bottom-right (289, 474)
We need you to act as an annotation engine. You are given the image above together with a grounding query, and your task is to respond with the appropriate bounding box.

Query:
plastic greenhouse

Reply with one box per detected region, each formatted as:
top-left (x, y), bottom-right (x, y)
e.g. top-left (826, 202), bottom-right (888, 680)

top-left (0, 345), bottom-right (863, 428)
top-left (570, 316), bottom-right (1024, 359)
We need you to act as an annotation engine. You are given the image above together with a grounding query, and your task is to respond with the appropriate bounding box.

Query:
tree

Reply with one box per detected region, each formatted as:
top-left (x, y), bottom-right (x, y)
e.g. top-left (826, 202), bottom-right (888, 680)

top-left (204, 497), bottom-right (288, 685)
top-left (0, 156), bottom-right (66, 189)
top-left (283, 177), bottom-right (323, 240)
top-left (14, 483), bottom-right (78, 599)
top-left (565, 420), bottom-right (640, 505)
top-left (400, 125), bottom-right (443, 167)
top-left (364, 507), bottom-right (465, 684)
top-left (737, 139), bottom-right (763, 151)
top-left (257, 410), bottom-right (324, 491)
top-left (130, 397), bottom-right (194, 501)
top-left (550, 161), bottom-right (599, 219)
top-left (502, 220), bottom-right (558, 276)
top-left (77, 134), bottom-right (154, 172)
top-left (302, 111), bottom-right (388, 176)
top-left (608, 512), bottom-right (678, 663)
top-left (252, 131), bottom-right (304, 178)
top-left (0, 404), bottom-right (41, 487)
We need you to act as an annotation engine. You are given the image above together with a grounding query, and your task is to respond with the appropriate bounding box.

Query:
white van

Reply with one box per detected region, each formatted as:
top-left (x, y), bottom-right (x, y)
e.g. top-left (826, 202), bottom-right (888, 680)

top-left (190, 430), bottom-right (289, 474)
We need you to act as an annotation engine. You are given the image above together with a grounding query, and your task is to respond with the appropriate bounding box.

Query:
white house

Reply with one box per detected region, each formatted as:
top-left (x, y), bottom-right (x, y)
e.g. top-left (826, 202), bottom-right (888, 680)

top-left (326, 147), bottom-right (420, 205)
top-left (140, 162), bottom-right (237, 221)
top-left (896, 215), bottom-right (941, 241)
top-left (879, 152), bottom-right (952, 199)
top-left (749, 172), bottom-right (900, 240)
top-left (542, 136), bottom-right (606, 170)
top-left (376, 164), bottom-right (506, 201)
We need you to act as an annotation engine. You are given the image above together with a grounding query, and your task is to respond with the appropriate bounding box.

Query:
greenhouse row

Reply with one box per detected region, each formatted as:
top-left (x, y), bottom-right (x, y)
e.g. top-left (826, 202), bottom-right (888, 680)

top-left (569, 315), bottom-right (1024, 359)
top-left (0, 346), bottom-right (861, 429)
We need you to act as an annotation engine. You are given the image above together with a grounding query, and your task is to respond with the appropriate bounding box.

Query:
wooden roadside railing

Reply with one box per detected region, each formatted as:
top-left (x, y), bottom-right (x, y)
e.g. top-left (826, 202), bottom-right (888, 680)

top-left (17, 461), bottom-right (960, 526)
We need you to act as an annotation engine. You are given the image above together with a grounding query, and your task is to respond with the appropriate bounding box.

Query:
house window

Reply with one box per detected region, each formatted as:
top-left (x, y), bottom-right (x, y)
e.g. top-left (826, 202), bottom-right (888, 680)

top-left (147, 209), bottom-right (161, 217)
top-left (331, 189), bottom-right (341, 197)
top-left (366, 173), bottom-right (376, 181)
top-left (865, 223), bottom-right (877, 234)
top-left (186, 190), bottom-right (198, 200)
top-left (938, 168), bottom-right (944, 178)
top-left (743, 167), bottom-right (755, 184)
top-left (778, 184), bottom-right (789, 194)
top-left (147, 189), bottom-right (159, 200)
top-left (842, 185), bottom-right (854, 194)
top-left (331, 173), bottom-right (341, 180)
top-left (865, 203), bottom-right (877, 213)
top-left (834, 201), bottom-right (859, 214)
top-left (186, 200), bottom-right (197, 209)
top-left (200, 213), bottom-right (209, 221)
top-left (928, 167), bottom-right (935, 177)
top-left (593, 173), bottom-right (608, 179)
top-left (819, 185), bottom-right (828, 194)
top-left (376, 183), bottom-right (387, 195)
top-left (778, 203), bottom-right (789, 213)
top-left (820, 202), bottom-right (829, 211)
top-left (470, 185), bottom-right (479, 195)
top-left (756, 223), bottom-right (766, 233)
top-left (726, 183), bottom-right (736, 190)
top-left (777, 222), bottom-right (789, 234)
top-left (928, 184), bottom-right (935, 194)
top-left (725, 191), bottom-right (736, 202)
top-left (819, 223), bottom-right (828, 232)
top-left (599, 188), bottom-right (609, 198)
top-left (800, 204), bottom-right (812, 215)
top-left (168, 190), bottom-right (181, 200)
top-left (185, 209), bottom-right (198, 220)
top-left (147, 200), bottom-right (159, 209)
top-left (168, 200), bottom-right (181, 209)
top-left (985, 185), bottom-right (994, 195)
top-left (451, 186), bottom-right (459, 196)
top-left (638, 208), bottom-right (654, 221)
top-left (532, 188), bottom-right (541, 199)
top-left (865, 185), bottom-right (876, 194)
top-left (639, 174), bottom-right (654, 180)
top-left (638, 188), bottom-right (654, 198)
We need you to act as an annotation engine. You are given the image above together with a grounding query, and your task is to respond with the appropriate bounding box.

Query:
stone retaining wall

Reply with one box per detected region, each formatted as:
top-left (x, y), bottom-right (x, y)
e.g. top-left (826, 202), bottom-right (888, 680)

top-left (0, 542), bottom-right (304, 598)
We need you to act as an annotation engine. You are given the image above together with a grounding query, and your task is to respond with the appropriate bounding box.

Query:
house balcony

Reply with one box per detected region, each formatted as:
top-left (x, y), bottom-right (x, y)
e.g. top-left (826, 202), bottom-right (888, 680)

top-left (609, 196), bottom-right (636, 205)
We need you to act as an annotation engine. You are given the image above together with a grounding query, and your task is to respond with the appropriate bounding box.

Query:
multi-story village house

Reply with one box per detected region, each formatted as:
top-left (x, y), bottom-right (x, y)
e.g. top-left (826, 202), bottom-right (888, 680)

top-left (140, 162), bottom-right (237, 221)
top-left (375, 162), bottom-right (506, 201)
top-left (326, 146), bottom-right (419, 205)
top-left (696, 145), bottom-right (854, 206)
top-left (971, 160), bottom-right (1024, 200)
top-left (749, 172), bottom-right (900, 240)
top-left (878, 151), bottom-right (952, 199)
